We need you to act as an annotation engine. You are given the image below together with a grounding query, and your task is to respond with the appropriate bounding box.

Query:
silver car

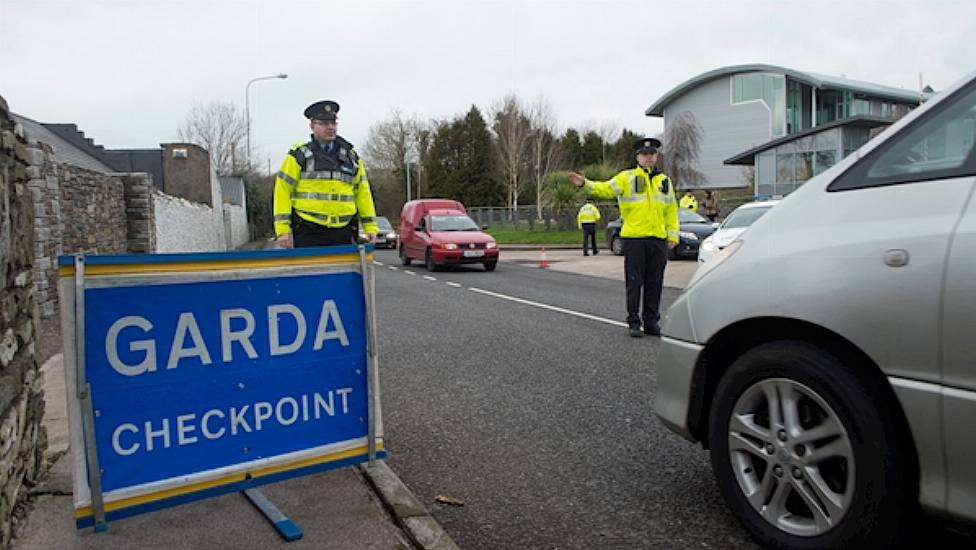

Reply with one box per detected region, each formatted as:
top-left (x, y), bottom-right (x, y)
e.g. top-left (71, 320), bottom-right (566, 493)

top-left (655, 69), bottom-right (976, 548)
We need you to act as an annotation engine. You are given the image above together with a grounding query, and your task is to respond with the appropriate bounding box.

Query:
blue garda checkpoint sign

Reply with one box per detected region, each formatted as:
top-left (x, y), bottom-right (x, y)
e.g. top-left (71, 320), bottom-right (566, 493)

top-left (58, 245), bottom-right (384, 530)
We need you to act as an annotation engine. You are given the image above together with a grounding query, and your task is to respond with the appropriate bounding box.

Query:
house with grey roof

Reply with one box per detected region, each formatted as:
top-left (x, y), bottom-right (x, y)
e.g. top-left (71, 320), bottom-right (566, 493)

top-left (12, 114), bottom-right (115, 173)
top-left (645, 64), bottom-right (927, 196)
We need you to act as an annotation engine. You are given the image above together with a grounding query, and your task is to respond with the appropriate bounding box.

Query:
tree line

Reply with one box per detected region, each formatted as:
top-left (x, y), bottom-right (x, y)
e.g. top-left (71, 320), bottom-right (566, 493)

top-left (177, 96), bottom-right (705, 235)
top-left (361, 95), bottom-right (705, 219)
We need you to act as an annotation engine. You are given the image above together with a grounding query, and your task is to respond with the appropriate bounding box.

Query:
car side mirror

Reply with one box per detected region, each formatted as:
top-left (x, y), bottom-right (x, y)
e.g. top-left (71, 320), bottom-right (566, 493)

top-left (712, 222), bottom-right (720, 229)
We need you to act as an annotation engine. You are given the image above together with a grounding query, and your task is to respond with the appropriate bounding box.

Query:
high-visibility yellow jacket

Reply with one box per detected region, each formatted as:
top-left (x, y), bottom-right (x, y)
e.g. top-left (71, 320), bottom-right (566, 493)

top-left (273, 136), bottom-right (378, 237)
top-left (577, 203), bottom-right (601, 228)
top-left (583, 167), bottom-right (679, 243)
top-left (679, 194), bottom-right (698, 212)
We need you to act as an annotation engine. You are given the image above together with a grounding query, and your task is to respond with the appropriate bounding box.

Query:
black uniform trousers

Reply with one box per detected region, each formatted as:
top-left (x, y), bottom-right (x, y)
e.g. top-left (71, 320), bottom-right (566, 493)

top-left (623, 237), bottom-right (668, 330)
top-left (292, 214), bottom-right (358, 248)
top-left (581, 223), bottom-right (598, 255)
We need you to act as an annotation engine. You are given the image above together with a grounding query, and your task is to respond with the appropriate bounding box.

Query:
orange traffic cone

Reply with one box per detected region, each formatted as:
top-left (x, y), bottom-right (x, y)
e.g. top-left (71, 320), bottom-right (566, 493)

top-left (539, 246), bottom-right (549, 269)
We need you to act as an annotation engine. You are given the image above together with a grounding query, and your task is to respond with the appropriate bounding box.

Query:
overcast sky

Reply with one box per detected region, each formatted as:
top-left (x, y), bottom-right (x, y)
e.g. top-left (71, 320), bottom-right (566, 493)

top-left (2, 0), bottom-right (974, 171)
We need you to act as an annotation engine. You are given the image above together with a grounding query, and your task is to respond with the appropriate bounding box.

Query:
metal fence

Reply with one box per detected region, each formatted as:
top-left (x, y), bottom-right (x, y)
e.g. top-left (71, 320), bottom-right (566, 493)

top-left (467, 204), bottom-right (620, 232)
top-left (466, 195), bottom-right (755, 231)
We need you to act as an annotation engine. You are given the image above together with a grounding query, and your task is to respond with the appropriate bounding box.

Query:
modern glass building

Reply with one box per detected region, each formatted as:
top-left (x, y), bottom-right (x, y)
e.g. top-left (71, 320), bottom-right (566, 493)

top-left (646, 64), bottom-right (927, 193)
top-left (724, 115), bottom-right (893, 197)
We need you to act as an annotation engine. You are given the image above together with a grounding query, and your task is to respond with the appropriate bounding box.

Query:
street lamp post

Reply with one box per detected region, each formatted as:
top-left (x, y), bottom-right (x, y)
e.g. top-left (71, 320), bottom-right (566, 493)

top-left (245, 73), bottom-right (288, 168)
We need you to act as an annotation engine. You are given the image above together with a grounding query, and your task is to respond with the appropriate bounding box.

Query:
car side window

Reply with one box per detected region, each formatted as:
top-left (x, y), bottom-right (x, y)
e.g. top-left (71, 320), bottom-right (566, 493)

top-left (829, 81), bottom-right (976, 192)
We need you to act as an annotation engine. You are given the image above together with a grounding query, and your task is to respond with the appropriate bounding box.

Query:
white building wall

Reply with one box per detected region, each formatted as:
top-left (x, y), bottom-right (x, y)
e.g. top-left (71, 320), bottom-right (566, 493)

top-left (208, 165), bottom-right (227, 248)
top-left (153, 193), bottom-right (223, 253)
top-left (662, 76), bottom-right (773, 189)
top-left (224, 204), bottom-right (250, 249)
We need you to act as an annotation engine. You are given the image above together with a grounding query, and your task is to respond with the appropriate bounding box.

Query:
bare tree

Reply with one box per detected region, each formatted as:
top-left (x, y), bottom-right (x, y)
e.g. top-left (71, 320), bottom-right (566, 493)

top-left (362, 111), bottom-right (434, 204)
top-left (662, 111), bottom-right (705, 189)
top-left (490, 94), bottom-right (532, 210)
top-left (527, 97), bottom-right (563, 219)
top-left (177, 100), bottom-right (248, 175)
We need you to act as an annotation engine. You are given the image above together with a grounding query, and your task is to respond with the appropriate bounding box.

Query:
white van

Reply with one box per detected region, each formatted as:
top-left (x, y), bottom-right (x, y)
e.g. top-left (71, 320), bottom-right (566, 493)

top-left (655, 69), bottom-right (976, 548)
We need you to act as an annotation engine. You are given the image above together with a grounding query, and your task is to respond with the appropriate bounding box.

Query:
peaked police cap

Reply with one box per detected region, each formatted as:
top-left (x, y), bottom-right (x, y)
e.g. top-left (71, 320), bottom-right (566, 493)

top-left (633, 137), bottom-right (662, 154)
top-left (304, 100), bottom-right (340, 120)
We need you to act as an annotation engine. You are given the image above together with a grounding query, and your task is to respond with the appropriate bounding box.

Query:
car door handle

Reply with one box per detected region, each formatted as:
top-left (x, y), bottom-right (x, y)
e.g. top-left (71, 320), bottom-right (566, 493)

top-left (884, 249), bottom-right (909, 267)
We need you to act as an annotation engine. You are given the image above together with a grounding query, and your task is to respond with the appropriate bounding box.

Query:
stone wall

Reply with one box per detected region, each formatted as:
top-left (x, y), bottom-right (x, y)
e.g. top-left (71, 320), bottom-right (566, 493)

top-left (59, 169), bottom-right (126, 256)
top-left (23, 143), bottom-right (130, 318)
top-left (122, 174), bottom-right (155, 253)
top-left (0, 96), bottom-right (47, 550)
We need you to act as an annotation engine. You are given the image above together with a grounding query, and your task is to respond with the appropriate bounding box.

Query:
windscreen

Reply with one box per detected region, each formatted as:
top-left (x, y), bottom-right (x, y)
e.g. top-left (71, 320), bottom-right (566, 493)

top-left (376, 217), bottom-right (393, 230)
top-left (431, 215), bottom-right (480, 232)
top-left (722, 206), bottom-right (772, 229)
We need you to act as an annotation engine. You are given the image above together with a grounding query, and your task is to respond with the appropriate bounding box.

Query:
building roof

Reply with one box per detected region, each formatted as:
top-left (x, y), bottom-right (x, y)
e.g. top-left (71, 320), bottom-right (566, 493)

top-left (219, 175), bottom-right (245, 206)
top-left (723, 115), bottom-right (893, 166)
top-left (12, 113), bottom-right (115, 173)
top-left (645, 64), bottom-right (926, 116)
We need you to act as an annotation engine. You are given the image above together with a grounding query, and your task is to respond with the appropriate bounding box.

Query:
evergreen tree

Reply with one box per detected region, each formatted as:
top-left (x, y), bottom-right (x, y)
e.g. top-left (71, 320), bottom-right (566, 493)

top-left (559, 128), bottom-right (583, 169)
top-left (611, 129), bottom-right (643, 169)
top-left (580, 130), bottom-right (604, 166)
top-left (424, 106), bottom-right (502, 206)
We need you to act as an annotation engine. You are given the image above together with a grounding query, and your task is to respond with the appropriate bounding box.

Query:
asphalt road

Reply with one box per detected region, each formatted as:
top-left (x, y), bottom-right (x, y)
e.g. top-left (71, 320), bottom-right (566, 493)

top-left (369, 249), bottom-right (974, 550)
top-left (371, 249), bottom-right (756, 550)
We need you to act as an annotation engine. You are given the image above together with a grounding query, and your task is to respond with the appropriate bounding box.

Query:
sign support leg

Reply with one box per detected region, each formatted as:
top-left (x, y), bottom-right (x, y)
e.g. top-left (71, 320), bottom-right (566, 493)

top-left (358, 245), bottom-right (378, 465)
top-left (243, 488), bottom-right (303, 541)
top-left (74, 255), bottom-right (108, 532)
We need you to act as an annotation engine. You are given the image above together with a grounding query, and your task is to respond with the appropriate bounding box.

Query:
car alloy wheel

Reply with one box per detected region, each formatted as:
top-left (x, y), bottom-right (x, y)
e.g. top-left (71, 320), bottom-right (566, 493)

top-left (708, 340), bottom-right (914, 549)
top-left (728, 378), bottom-right (854, 537)
top-left (611, 236), bottom-right (623, 256)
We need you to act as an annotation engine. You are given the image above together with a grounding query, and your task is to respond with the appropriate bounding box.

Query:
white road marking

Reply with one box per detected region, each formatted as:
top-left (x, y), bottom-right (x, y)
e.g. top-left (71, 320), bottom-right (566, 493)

top-left (404, 270), bottom-right (416, 275)
top-left (468, 287), bottom-right (628, 328)
top-left (389, 266), bottom-right (399, 271)
top-left (445, 282), bottom-right (462, 288)
top-left (374, 261), bottom-right (384, 266)
top-left (423, 275), bottom-right (437, 281)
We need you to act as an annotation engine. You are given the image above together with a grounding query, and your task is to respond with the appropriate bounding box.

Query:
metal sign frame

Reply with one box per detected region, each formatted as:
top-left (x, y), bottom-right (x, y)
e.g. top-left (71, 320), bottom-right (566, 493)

top-left (58, 244), bottom-right (384, 531)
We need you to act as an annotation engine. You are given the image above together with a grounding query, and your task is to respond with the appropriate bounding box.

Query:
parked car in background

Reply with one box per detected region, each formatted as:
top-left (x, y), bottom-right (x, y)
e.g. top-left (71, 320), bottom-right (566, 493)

top-left (374, 216), bottom-right (398, 249)
top-left (398, 199), bottom-right (499, 271)
top-left (697, 200), bottom-right (779, 264)
top-left (654, 69), bottom-right (976, 548)
top-left (606, 209), bottom-right (717, 259)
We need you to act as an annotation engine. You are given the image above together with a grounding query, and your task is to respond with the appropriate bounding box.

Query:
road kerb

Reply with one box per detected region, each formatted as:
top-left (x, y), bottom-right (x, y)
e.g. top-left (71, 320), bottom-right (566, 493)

top-left (359, 460), bottom-right (460, 550)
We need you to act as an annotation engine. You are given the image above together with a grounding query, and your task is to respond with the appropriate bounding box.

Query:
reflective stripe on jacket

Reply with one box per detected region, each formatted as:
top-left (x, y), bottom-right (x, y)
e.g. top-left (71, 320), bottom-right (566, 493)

top-left (273, 136), bottom-right (378, 237)
top-left (577, 203), bottom-right (601, 228)
top-left (583, 168), bottom-right (679, 242)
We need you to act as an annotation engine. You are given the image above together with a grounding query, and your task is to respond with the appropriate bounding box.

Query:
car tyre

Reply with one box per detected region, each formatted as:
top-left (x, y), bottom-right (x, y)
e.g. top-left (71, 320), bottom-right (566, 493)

top-left (425, 248), bottom-right (440, 272)
top-left (708, 340), bottom-right (914, 550)
top-left (610, 236), bottom-right (623, 256)
top-left (399, 245), bottom-right (411, 266)
top-left (484, 260), bottom-right (497, 271)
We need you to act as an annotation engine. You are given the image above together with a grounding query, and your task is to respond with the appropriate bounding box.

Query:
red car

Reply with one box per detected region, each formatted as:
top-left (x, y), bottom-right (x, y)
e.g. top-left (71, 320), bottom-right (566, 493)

top-left (398, 199), bottom-right (499, 271)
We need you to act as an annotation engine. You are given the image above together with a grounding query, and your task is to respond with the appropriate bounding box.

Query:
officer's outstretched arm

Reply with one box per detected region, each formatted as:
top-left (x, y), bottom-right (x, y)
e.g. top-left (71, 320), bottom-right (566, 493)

top-left (582, 171), bottom-right (626, 201)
